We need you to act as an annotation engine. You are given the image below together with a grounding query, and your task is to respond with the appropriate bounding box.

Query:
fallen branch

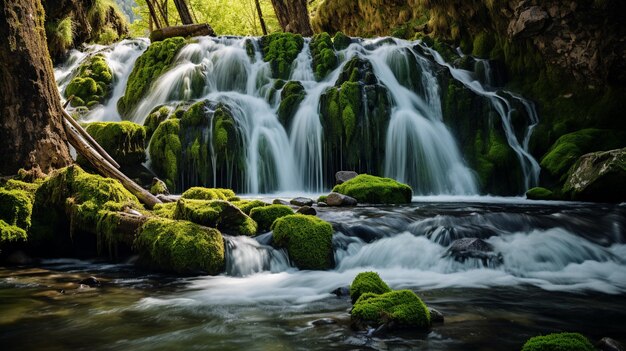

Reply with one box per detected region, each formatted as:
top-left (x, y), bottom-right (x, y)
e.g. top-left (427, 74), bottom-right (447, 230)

top-left (149, 23), bottom-right (215, 42)
top-left (62, 109), bottom-right (121, 169)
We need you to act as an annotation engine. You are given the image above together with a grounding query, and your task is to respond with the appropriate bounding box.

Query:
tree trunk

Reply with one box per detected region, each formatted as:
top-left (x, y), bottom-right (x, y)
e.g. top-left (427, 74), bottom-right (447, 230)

top-left (145, 0), bottom-right (163, 29)
top-left (255, 0), bottom-right (268, 35)
top-left (0, 0), bottom-right (73, 176)
top-left (173, 0), bottom-right (194, 25)
top-left (270, 0), bottom-right (312, 36)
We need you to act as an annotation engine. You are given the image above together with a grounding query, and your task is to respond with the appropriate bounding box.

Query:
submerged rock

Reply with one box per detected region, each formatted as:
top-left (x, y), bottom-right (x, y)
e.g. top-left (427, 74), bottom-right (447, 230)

top-left (296, 205), bottom-right (317, 216)
top-left (563, 147), bottom-right (626, 203)
top-left (290, 197), bottom-right (314, 207)
top-left (78, 276), bottom-right (101, 287)
top-left (272, 214), bottom-right (334, 270)
top-left (445, 238), bottom-right (503, 266)
top-left (332, 286), bottom-right (350, 297)
top-left (326, 192), bottom-right (358, 206)
top-left (335, 171), bottom-right (358, 184)
top-left (598, 337), bottom-right (625, 351)
top-left (311, 318), bottom-right (337, 326)
top-left (428, 307), bottom-right (444, 323)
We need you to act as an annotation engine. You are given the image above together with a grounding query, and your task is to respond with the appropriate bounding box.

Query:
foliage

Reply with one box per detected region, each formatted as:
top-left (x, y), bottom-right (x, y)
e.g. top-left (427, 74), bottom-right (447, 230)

top-left (350, 271), bottom-right (392, 303)
top-left (351, 290), bottom-right (431, 329)
top-left (272, 214), bottom-right (334, 270)
top-left (521, 333), bottom-right (594, 351)
top-left (134, 217), bottom-right (225, 274)
top-left (332, 174), bottom-right (412, 204)
top-left (249, 204), bottom-right (294, 232)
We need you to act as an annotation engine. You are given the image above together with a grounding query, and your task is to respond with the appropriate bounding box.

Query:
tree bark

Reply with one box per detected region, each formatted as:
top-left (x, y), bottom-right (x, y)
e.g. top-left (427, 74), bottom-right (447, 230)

top-left (150, 23), bottom-right (216, 42)
top-left (0, 0), bottom-right (73, 176)
top-left (255, 0), bottom-right (268, 35)
top-left (173, 0), bottom-right (194, 25)
top-left (145, 0), bottom-right (163, 29)
top-left (270, 0), bottom-right (312, 36)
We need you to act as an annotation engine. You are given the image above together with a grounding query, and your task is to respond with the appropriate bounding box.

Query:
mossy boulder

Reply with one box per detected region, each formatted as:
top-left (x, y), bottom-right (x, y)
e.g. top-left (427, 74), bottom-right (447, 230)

top-left (249, 204), bottom-right (294, 232)
top-left (181, 187), bottom-right (236, 201)
top-left (310, 32), bottom-right (338, 80)
top-left (118, 37), bottom-right (187, 117)
top-left (148, 118), bottom-right (181, 191)
top-left (563, 147), bottom-right (626, 202)
top-left (521, 332), bottom-right (594, 351)
top-left (65, 54), bottom-right (113, 108)
top-left (332, 174), bottom-right (412, 204)
top-left (525, 187), bottom-right (557, 200)
top-left (0, 219), bottom-right (27, 247)
top-left (261, 32), bottom-right (304, 79)
top-left (350, 271), bottom-right (392, 303)
top-left (0, 188), bottom-right (33, 232)
top-left (333, 31), bottom-right (352, 51)
top-left (80, 122), bottom-right (146, 166)
top-left (134, 218), bottom-right (224, 274)
top-left (174, 199), bottom-right (257, 236)
top-left (277, 81), bottom-right (305, 129)
top-left (231, 200), bottom-right (268, 215)
top-left (351, 290), bottom-right (431, 330)
top-left (272, 214), bottom-right (334, 270)
top-left (143, 105), bottom-right (172, 141)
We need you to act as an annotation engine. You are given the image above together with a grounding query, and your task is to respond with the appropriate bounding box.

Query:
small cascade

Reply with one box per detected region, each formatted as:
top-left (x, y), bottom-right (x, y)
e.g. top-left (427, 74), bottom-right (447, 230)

top-left (224, 235), bottom-right (290, 277)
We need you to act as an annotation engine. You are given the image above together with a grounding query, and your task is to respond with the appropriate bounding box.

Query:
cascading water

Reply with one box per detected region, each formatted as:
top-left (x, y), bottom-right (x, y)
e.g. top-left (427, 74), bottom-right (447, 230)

top-left (56, 35), bottom-right (542, 194)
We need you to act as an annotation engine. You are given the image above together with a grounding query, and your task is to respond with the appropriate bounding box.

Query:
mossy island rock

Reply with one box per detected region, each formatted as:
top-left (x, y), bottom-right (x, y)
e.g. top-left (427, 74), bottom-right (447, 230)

top-left (249, 204), bottom-right (294, 232)
top-left (78, 122), bottom-right (146, 166)
top-left (261, 32), bottom-right (304, 80)
top-left (277, 81), bottom-right (305, 129)
top-left (526, 187), bottom-right (557, 200)
top-left (521, 332), bottom-right (594, 351)
top-left (272, 214), bottom-right (334, 270)
top-left (350, 271), bottom-right (392, 303)
top-left (64, 54), bottom-right (113, 108)
top-left (134, 218), bottom-right (224, 275)
top-left (174, 198), bottom-right (257, 236)
top-left (332, 174), bottom-right (412, 204)
top-left (332, 32), bottom-right (352, 51)
top-left (563, 148), bottom-right (626, 203)
top-left (118, 37), bottom-right (187, 117)
top-left (351, 290), bottom-right (431, 331)
top-left (310, 32), bottom-right (338, 80)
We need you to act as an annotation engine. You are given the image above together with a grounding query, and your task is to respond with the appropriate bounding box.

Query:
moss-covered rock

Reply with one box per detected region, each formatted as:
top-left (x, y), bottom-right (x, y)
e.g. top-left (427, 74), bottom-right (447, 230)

top-left (277, 81), bottom-right (305, 129)
top-left (310, 32), bottom-right (338, 80)
top-left (134, 218), bottom-right (224, 274)
top-left (332, 174), bottom-right (412, 204)
top-left (525, 187), bottom-right (557, 200)
top-left (0, 219), bottom-right (27, 246)
top-left (351, 290), bottom-right (431, 330)
top-left (563, 147), bottom-right (626, 203)
top-left (249, 204), bottom-right (294, 232)
top-left (148, 118), bottom-right (181, 191)
top-left (521, 332), bottom-right (594, 351)
top-left (118, 37), bottom-right (187, 117)
top-left (181, 187), bottom-right (236, 201)
top-left (333, 31), bottom-right (352, 50)
top-left (231, 200), bottom-right (268, 215)
top-left (65, 54), bottom-right (113, 108)
top-left (0, 188), bottom-right (33, 232)
top-left (272, 214), bottom-right (334, 270)
top-left (350, 271), bottom-right (392, 303)
top-left (143, 105), bottom-right (172, 141)
top-left (261, 32), bottom-right (304, 79)
top-left (174, 199), bottom-right (257, 236)
top-left (152, 202), bottom-right (176, 219)
top-left (80, 122), bottom-right (146, 166)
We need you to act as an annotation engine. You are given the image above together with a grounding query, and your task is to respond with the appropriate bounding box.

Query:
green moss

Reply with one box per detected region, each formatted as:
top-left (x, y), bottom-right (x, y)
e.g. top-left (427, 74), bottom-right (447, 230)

top-left (174, 199), bottom-right (257, 236)
top-left (526, 187), bottom-right (557, 200)
top-left (278, 81), bottom-right (305, 128)
top-left (3, 180), bottom-right (40, 199)
top-left (149, 119), bottom-right (181, 191)
top-left (181, 187), bottom-right (235, 201)
top-left (150, 180), bottom-right (168, 196)
top-left (45, 16), bottom-right (73, 58)
top-left (332, 31), bottom-right (351, 50)
top-left (311, 32), bottom-right (338, 80)
top-left (272, 214), bottom-right (334, 270)
top-left (152, 202), bottom-right (176, 219)
top-left (350, 271), bottom-right (392, 303)
top-left (261, 33), bottom-right (304, 79)
top-left (65, 54), bottom-right (113, 108)
top-left (81, 122), bottom-right (146, 166)
top-left (0, 188), bottom-right (32, 231)
top-left (351, 290), bottom-right (430, 329)
top-left (144, 105), bottom-right (171, 141)
top-left (249, 204), bottom-right (294, 232)
top-left (118, 37), bottom-right (187, 117)
top-left (339, 81), bottom-right (360, 144)
top-left (231, 200), bottom-right (268, 215)
top-left (471, 32), bottom-right (494, 58)
top-left (332, 174), bottom-right (412, 204)
top-left (0, 219), bottom-right (27, 246)
top-left (521, 332), bottom-right (594, 351)
top-left (134, 218), bottom-right (224, 274)
top-left (317, 195), bottom-right (328, 203)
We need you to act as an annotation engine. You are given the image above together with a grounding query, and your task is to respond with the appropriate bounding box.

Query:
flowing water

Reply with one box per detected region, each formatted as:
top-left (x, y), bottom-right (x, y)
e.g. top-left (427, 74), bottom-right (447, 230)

top-left (54, 36), bottom-right (543, 194)
top-left (2, 200), bottom-right (625, 350)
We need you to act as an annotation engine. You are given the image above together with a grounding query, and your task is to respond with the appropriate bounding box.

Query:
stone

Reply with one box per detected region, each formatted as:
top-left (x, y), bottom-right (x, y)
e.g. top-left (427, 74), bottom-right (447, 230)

top-left (563, 148), bottom-right (626, 203)
top-left (78, 276), bottom-right (101, 287)
top-left (326, 192), bottom-right (358, 206)
top-left (317, 202), bottom-right (328, 207)
top-left (332, 286), bottom-right (350, 297)
top-left (273, 199), bottom-right (290, 206)
top-left (150, 177), bottom-right (169, 196)
top-left (429, 307), bottom-right (444, 323)
top-left (508, 6), bottom-right (549, 38)
top-left (445, 238), bottom-right (503, 266)
top-left (335, 170), bottom-right (358, 184)
top-left (296, 205), bottom-right (317, 216)
top-left (598, 337), bottom-right (625, 351)
top-left (290, 197), bottom-right (314, 207)
top-left (312, 318), bottom-right (337, 326)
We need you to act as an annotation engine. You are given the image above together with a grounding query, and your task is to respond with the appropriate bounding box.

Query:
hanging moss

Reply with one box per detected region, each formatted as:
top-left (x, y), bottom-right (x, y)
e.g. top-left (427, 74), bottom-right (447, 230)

top-left (118, 37), bottom-right (187, 117)
top-left (80, 122), bottom-right (146, 166)
top-left (310, 32), bottom-right (338, 80)
top-left (332, 174), bottom-right (412, 204)
top-left (0, 188), bottom-right (33, 231)
top-left (350, 271), bottom-right (392, 303)
top-left (148, 118), bottom-right (181, 191)
top-left (277, 81), bottom-right (306, 129)
top-left (173, 199), bottom-right (257, 236)
top-left (261, 32), bottom-right (304, 79)
top-left (521, 332), bottom-right (594, 351)
top-left (65, 54), bottom-right (113, 108)
top-left (351, 290), bottom-right (431, 329)
top-left (272, 214), bottom-right (334, 270)
top-left (134, 217), bottom-right (225, 275)
top-left (249, 204), bottom-right (294, 232)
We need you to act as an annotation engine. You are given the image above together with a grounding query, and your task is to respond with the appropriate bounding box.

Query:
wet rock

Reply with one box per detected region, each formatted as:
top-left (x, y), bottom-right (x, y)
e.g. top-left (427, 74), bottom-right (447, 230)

top-left (273, 199), bottom-right (290, 206)
top-left (317, 202), bottom-right (328, 207)
top-left (445, 238), bottom-right (503, 266)
top-left (598, 337), bottom-right (625, 351)
top-left (508, 6), bottom-right (549, 38)
top-left (290, 197), bottom-right (314, 207)
top-left (296, 206), bottom-right (317, 216)
top-left (429, 307), bottom-right (444, 323)
top-left (312, 318), bottom-right (337, 326)
top-left (326, 192), bottom-right (358, 206)
top-left (78, 276), bottom-right (101, 287)
top-left (563, 148), bottom-right (626, 203)
top-left (332, 286), bottom-right (350, 297)
top-left (335, 170), bottom-right (358, 184)
top-left (150, 177), bottom-right (169, 195)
